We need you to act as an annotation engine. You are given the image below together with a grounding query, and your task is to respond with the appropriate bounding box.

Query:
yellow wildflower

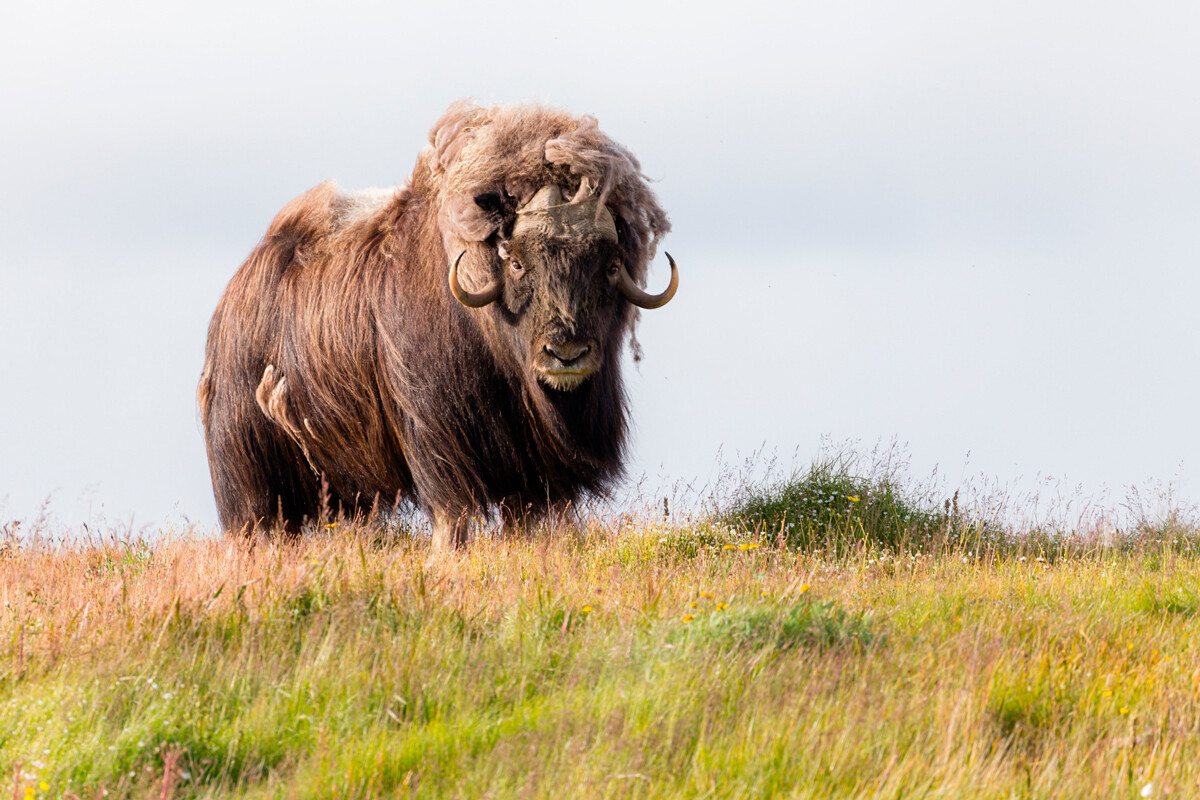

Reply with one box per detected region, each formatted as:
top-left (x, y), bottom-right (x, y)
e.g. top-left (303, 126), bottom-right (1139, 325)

top-left (581, 605), bottom-right (595, 613)
top-left (699, 592), bottom-right (713, 598)
top-left (39, 783), bottom-right (49, 792)
top-left (722, 544), bottom-right (736, 550)
top-left (716, 602), bottom-right (728, 611)
top-left (848, 495), bottom-right (860, 502)
top-left (682, 614), bottom-right (696, 622)
top-left (799, 583), bottom-right (811, 594)
top-left (738, 543), bottom-right (750, 550)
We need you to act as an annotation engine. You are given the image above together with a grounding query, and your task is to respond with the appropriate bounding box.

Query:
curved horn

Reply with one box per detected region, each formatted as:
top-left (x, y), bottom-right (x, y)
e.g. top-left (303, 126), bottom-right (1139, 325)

top-left (618, 252), bottom-right (679, 309)
top-left (448, 250), bottom-right (503, 308)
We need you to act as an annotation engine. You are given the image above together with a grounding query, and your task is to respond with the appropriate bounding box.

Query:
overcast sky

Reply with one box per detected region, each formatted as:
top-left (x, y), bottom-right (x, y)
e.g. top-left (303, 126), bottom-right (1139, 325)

top-left (2, 0), bottom-right (1197, 531)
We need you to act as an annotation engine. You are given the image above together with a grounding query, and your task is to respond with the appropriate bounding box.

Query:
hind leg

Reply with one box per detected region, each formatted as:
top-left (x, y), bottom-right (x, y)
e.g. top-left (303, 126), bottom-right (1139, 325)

top-left (204, 391), bottom-right (321, 536)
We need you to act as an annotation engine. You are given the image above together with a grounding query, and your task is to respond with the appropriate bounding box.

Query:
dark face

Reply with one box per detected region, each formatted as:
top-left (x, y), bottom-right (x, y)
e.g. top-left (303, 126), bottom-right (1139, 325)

top-left (450, 183), bottom-right (675, 392)
top-left (496, 228), bottom-right (625, 391)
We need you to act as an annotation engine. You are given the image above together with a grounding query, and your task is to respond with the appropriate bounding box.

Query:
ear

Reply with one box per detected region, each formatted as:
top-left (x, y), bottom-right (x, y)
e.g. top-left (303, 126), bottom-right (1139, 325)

top-left (474, 191), bottom-right (516, 238)
top-left (474, 191), bottom-right (506, 216)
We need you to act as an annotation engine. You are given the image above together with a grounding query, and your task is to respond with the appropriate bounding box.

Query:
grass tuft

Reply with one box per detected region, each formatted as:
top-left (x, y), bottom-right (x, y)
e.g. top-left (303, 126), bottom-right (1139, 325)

top-left (689, 599), bottom-right (875, 653)
top-left (721, 450), bottom-right (951, 552)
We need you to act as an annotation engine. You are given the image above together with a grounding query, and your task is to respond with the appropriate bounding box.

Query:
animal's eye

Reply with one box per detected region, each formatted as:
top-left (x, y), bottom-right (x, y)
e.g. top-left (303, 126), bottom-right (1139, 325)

top-left (607, 262), bottom-right (620, 281)
top-left (509, 258), bottom-right (524, 275)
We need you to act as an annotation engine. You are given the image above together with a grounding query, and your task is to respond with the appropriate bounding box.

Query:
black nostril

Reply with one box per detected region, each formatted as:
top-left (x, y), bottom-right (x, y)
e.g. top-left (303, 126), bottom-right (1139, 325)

top-left (544, 344), bottom-right (590, 366)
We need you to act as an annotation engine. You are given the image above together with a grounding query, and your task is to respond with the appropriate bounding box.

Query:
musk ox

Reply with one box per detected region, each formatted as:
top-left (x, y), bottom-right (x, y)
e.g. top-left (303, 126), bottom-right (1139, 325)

top-left (198, 101), bottom-right (677, 548)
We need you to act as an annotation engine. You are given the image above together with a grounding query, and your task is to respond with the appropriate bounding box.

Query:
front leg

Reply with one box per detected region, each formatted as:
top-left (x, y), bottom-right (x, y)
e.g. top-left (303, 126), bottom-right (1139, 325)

top-left (497, 498), bottom-right (577, 539)
top-left (498, 497), bottom-right (532, 539)
top-left (431, 507), bottom-right (471, 551)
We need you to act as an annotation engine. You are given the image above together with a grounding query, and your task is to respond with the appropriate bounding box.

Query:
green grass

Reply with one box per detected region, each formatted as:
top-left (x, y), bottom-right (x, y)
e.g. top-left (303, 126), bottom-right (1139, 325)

top-left (3, 468), bottom-right (1200, 798)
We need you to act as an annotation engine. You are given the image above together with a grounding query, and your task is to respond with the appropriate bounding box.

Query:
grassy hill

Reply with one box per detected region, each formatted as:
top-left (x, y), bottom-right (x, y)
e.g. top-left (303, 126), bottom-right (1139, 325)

top-left (3, 462), bottom-right (1199, 799)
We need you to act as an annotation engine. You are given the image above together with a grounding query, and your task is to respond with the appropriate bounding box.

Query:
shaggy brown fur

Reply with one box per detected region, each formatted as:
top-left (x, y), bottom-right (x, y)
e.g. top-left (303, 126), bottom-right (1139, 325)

top-left (199, 101), bottom-right (672, 547)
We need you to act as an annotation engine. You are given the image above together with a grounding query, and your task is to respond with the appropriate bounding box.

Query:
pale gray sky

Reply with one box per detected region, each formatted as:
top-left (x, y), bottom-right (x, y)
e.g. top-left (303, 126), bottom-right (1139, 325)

top-left (2, 1), bottom-right (1198, 530)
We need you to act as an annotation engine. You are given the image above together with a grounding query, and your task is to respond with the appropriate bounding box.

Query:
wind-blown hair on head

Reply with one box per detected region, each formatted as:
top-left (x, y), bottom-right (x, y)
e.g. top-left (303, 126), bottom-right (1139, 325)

top-left (429, 101), bottom-right (670, 300)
